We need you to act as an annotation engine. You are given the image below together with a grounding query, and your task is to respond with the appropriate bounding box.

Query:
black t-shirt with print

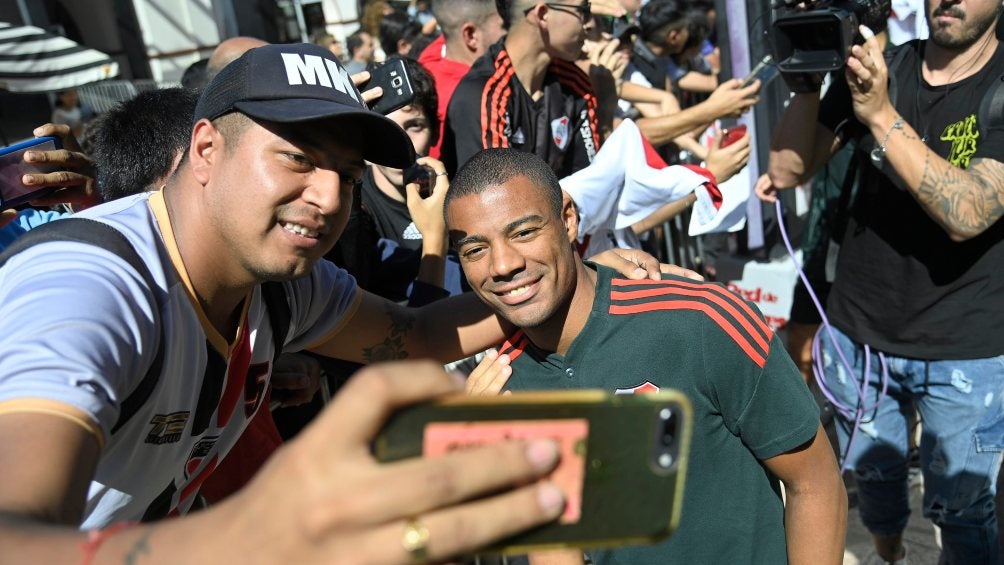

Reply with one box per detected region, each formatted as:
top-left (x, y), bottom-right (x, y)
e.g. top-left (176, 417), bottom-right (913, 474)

top-left (359, 168), bottom-right (423, 252)
top-left (818, 40), bottom-right (1004, 359)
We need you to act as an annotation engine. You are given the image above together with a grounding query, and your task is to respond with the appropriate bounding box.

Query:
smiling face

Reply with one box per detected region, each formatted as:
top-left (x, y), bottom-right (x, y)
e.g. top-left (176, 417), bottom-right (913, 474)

top-left (202, 116), bottom-right (365, 282)
top-left (447, 175), bottom-right (580, 329)
top-left (926, 0), bottom-right (1001, 49)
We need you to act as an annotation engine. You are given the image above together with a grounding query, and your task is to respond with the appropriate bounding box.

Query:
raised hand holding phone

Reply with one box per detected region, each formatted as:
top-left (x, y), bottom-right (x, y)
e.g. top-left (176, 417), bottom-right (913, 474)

top-left (0, 136), bottom-right (64, 209)
top-left (375, 390), bottom-right (693, 553)
top-left (742, 55), bottom-right (780, 91)
top-left (705, 126), bottom-right (751, 183)
top-left (366, 59), bottom-right (416, 115)
top-left (0, 123), bottom-right (99, 215)
top-left (720, 124), bottom-right (747, 148)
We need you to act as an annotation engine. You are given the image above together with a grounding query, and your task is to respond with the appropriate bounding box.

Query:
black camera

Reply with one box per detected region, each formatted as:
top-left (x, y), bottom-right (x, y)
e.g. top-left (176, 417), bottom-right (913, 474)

top-left (770, 0), bottom-right (890, 76)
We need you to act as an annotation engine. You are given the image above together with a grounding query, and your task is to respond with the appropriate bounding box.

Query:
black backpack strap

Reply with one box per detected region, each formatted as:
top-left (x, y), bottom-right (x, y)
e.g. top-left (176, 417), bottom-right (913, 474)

top-left (978, 73), bottom-right (1004, 135)
top-left (261, 281), bottom-right (291, 365)
top-left (883, 41), bottom-right (914, 110)
top-left (0, 218), bottom-right (164, 433)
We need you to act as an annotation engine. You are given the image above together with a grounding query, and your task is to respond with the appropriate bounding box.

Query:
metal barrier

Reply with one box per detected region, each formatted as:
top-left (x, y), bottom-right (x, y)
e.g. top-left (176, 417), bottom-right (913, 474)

top-left (76, 79), bottom-right (178, 114)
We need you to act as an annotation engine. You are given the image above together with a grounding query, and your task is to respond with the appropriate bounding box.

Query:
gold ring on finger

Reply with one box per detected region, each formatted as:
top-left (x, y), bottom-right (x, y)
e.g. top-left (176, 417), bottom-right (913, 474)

top-left (402, 517), bottom-right (430, 564)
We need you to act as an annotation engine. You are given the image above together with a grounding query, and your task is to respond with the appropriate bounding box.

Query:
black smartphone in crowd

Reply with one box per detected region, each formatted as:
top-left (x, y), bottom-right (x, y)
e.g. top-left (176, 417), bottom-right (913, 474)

top-left (0, 136), bottom-right (63, 209)
top-left (403, 163), bottom-right (436, 198)
top-left (374, 390), bottom-right (693, 554)
top-left (742, 55), bottom-right (780, 90)
top-left (366, 58), bottom-right (416, 116)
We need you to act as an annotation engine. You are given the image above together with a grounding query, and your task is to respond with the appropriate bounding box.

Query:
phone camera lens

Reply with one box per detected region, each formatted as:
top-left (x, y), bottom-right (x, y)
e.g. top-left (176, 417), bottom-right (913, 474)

top-left (660, 411), bottom-right (676, 446)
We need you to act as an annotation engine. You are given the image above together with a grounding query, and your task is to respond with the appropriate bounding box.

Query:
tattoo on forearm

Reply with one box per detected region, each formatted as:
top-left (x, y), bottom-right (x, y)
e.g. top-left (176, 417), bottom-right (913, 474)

top-left (919, 147), bottom-right (931, 191)
top-left (124, 529), bottom-right (152, 565)
top-left (361, 303), bottom-right (415, 362)
top-left (914, 156), bottom-right (1004, 236)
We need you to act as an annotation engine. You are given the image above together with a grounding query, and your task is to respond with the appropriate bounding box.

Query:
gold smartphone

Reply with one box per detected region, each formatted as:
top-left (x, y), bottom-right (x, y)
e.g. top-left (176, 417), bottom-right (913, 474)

top-left (373, 389), bottom-right (692, 554)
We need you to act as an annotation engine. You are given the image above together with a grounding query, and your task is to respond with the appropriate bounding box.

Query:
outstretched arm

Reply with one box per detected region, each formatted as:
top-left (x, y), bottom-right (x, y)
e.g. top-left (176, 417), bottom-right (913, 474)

top-left (0, 362), bottom-right (567, 563)
top-left (636, 78), bottom-right (760, 146)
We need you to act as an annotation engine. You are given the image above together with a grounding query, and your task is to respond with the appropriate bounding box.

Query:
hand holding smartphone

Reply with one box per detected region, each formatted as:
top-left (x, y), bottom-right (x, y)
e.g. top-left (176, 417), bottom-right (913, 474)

top-left (403, 163), bottom-right (437, 198)
top-left (375, 390), bottom-right (692, 553)
top-left (742, 55), bottom-right (780, 91)
top-left (720, 125), bottom-right (747, 148)
top-left (0, 136), bottom-right (63, 209)
top-left (366, 58), bottom-right (416, 116)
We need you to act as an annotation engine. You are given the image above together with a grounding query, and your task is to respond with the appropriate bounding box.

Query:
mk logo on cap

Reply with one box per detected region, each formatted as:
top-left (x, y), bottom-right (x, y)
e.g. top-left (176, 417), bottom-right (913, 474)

top-left (280, 53), bottom-right (361, 104)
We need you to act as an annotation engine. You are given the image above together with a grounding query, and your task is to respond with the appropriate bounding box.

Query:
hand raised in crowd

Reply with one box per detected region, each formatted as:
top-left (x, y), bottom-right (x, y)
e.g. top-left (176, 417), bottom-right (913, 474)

top-left (351, 70), bottom-right (383, 105)
top-left (705, 78), bottom-right (760, 120)
top-left (465, 349), bottom-right (513, 396)
top-left (754, 173), bottom-right (780, 203)
top-left (222, 361), bottom-right (565, 564)
top-left (404, 156), bottom-right (449, 244)
top-left (0, 123), bottom-right (100, 228)
top-left (705, 129), bottom-right (752, 184)
top-left (583, 37), bottom-right (628, 84)
top-left (845, 25), bottom-right (893, 128)
top-left (271, 353), bottom-right (323, 408)
top-left (578, 38), bottom-right (626, 137)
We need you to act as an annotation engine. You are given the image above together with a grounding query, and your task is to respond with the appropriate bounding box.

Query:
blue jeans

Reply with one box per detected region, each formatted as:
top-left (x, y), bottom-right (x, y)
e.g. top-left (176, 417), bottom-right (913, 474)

top-left (819, 326), bottom-right (1004, 565)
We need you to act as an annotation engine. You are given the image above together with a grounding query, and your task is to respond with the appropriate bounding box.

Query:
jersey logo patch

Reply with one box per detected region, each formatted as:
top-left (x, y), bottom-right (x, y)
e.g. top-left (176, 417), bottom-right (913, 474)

top-left (185, 436), bottom-right (219, 478)
top-left (615, 381), bottom-right (660, 395)
top-left (145, 411), bottom-right (190, 445)
top-left (551, 116), bottom-right (570, 150)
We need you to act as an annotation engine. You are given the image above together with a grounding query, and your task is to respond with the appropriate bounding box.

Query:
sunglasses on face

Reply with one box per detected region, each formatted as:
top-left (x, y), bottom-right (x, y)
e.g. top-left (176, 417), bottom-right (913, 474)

top-left (524, 1), bottom-right (592, 24)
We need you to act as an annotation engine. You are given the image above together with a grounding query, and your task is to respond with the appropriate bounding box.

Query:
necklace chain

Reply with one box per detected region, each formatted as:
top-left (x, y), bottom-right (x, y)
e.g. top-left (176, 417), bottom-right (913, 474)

top-left (914, 34), bottom-right (995, 144)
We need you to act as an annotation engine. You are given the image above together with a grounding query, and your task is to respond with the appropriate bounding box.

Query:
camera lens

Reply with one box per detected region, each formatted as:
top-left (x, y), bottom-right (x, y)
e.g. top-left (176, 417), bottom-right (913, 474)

top-left (660, 412), bottom-right (676, 446)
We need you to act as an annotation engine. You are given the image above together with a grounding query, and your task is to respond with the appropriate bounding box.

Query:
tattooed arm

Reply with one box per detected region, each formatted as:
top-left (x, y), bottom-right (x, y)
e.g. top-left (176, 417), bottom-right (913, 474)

top-left (907, 150), bottom-right (1004, 241)
top-left (307, 290), bottom-right (509, 364)
top-left (865, 109), bottom-right (1004, 241)
top-left (844, 27), bottom-right (1004, 241)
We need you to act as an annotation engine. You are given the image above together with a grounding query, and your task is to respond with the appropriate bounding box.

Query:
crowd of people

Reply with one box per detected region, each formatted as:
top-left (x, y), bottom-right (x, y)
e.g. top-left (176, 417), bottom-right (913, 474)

top-left (0, 0), bottom-right (1000, 564)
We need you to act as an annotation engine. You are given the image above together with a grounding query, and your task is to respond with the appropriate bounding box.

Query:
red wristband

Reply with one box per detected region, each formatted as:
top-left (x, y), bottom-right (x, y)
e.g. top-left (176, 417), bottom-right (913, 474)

top-left (80, 521), bottom-right (137, 565)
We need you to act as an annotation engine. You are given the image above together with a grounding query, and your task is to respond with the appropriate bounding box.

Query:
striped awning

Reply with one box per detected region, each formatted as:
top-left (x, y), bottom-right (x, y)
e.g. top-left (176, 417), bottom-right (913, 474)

top-left (0, 22), bottom-right (119, 93)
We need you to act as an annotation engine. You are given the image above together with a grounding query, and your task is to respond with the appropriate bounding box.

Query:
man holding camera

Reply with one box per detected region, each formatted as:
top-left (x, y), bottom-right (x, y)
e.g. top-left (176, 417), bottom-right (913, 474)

top-left (767, 1), bottom-right (1004, 563)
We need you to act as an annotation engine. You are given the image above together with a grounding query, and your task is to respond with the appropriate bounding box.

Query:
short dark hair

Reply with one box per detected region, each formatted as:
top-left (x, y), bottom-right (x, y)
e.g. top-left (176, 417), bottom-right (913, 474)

top-left (89, 87), bottom-right (200, 201)
top-left (639, 0), bottom-right (687, 44)
top-left (681, 8), bottom-right (710, 53)
top-left (433, 0), bottom-right (498, 38)
top-left (393, 57), bottom-right (440, 147)
top-left (180, 58), bottom-right (210, 90)
top-left (445, 148), bottom-right (563, 222)
top-left (495, 0), bottom-right (518, 30)
top-left (379, 11), bottom-right (423, 56)
top-left (347, 30), bottom-right (369, 56)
